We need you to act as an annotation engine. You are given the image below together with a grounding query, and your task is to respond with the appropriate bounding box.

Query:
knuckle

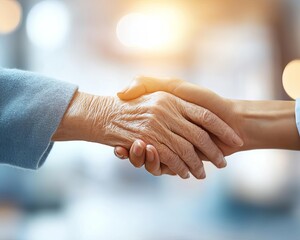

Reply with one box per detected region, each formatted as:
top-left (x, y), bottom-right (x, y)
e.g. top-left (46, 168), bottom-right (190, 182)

top-left (151, 91), bottom-right (170, 104)
top-left (157, 91), bottom-right (169, 98)
top-left (165, 78), bottom-right (184, 94)
top-left (146, 114), bottom-right (156, 124)
top-left (148, 105), bottom-right (162, 116)
top-left (150, 91), bottom-right (162, 99)
top-left (180, 144), bottom-right (194, 161)
top-left (195, 130), bottom-right (210, 146)
top-left (219, 126), bottom-right (229, 139)
top-left (135, 76), bottom-right (145, 84)
top-left (143, 115), bottom-right (159, 132)
top-left (201, 109), bottom-right (214, 125)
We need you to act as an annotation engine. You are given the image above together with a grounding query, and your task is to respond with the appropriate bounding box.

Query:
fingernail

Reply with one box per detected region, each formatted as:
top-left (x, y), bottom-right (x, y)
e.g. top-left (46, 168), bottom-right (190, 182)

top-left (146, 146), bottom-right (154, 162)
top-left (133, 141), bottom-right (144, 157)
top-left (198, 168), bottom-right (206, 179)
top-left (218, 158), bottom-right (227, 168)
top-left (114, 149), bottom-right (126, 159)
top-left (217, 155), bottom-right (227, 168)
top-left (200, 171), bottom-right (206, 179)
top-left (184, 173), bottom-right (190, 179)
top-left (117, 86), bottom-right (129, 95)
top-left (232, 134), bottom-right (244, 147)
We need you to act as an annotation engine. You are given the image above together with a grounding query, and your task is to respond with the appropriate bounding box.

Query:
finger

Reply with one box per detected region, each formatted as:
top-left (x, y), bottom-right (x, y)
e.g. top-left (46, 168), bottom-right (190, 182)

top-left (184, 104), bottom-right (243, 147)
top-left (170, 101), bottom-right (227, 168)
top-left (164, 132), bottom-right (206, 179)
top-left (195, 149), bottom-right (227, 168)
top-left (161, 164), bottom-right (177, 176)
top-left (114, 146), bottom-right (129, 159)
top-left (117, 81), bottom-right (146, 101)
top-left (156, 144), bottom-right (190, 179)
top-left (117, 76), bottom-right (173, 101)
top-left (145, 145), bottom-right (176, 176)
top-left (188, 123), bottom-right (225, 169)
top-left (209, 134), bottom-right (237, 156)
top-left (168, 113), bottom-right (225, 170)
top-left (129, 140), bottom-right (146, 168)
top-left (145, 145), bottom-right (161, 176)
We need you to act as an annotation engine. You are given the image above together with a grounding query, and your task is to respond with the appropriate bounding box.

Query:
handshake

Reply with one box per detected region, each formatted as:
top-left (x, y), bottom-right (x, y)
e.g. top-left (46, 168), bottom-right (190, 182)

top-left (53, 76), bottom-right (300, 179)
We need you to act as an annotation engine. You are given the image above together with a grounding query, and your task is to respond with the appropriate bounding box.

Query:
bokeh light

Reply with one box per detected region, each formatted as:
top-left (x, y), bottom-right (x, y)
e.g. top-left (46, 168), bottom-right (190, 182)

top-left (283, 60), bottom-right (300, 99)
top-left (26, 0), bottom-right (70, 50)
top-left (116, 7), bottom-right (188, 53)
top-left (0, 0), bottom-right (22, 34)
top-left (2, 1), bottom-right (300, 239)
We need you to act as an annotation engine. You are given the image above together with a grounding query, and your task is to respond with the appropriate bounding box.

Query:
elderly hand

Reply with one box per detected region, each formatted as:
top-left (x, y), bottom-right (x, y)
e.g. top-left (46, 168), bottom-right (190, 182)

top-left (114, 77), bottom-right (245, 177)
top-left (53, 90), bottom-right (242, 179)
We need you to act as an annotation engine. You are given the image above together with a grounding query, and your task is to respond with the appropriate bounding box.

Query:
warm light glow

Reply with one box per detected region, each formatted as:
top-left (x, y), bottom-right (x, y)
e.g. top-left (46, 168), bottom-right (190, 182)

top-left (26, 0), bottom-right (70, 49)
top-left (116, 7), bottom-right (188, 53)
top-left (283, 60), bottom-right (300, 99)
top-left (0, 0), bottom-right (22, 34)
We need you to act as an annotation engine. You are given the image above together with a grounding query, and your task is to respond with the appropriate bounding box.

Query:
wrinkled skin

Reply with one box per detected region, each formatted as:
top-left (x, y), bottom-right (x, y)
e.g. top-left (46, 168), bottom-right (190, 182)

top-left (114, 77), bottom-right (245, 177)
top-left (104, 91), bottom-right (233, 179)
top-left (53, 90), bottom-right (243, 179)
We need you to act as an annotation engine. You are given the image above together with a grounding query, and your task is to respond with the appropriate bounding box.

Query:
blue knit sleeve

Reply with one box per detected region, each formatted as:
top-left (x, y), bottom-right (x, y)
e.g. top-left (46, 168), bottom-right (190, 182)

top-left (0, 68), bottom-right (78, 169)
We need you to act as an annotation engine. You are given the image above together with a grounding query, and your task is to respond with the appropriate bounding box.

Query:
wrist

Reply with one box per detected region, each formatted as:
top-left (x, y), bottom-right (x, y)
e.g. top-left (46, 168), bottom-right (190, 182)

top-left (231, 99), bottom-right (260, 150)
top-left (52, 92), bottom-right (112, 143)
top-left (233, 100), bottom-right (300, 150)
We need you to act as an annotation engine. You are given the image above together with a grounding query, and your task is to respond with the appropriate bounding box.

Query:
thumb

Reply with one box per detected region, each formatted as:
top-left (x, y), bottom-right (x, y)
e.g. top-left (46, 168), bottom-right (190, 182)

top-left (117, 76), bottom-right (172, 100)
top-left (117, 78), bottom-right (147, 101)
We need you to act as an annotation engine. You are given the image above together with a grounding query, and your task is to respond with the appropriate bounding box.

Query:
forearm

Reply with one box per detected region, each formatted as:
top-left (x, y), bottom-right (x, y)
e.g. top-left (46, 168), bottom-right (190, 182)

top-left (168, 81), bottom-right (300, 150)
top-left (234, 100), bottom-right (300, 150)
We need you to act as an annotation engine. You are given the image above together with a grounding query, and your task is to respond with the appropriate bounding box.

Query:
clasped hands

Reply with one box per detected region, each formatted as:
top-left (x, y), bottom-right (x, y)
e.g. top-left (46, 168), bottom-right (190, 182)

top-left (113, 76), bottom-right (245, 179)
top-left (53, 76), bottom-right (245, 180)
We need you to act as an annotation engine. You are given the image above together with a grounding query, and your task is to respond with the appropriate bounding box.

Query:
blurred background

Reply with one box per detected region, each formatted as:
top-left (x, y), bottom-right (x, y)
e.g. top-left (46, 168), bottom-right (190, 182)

top-left (1, 0), bottom-right (300, 239)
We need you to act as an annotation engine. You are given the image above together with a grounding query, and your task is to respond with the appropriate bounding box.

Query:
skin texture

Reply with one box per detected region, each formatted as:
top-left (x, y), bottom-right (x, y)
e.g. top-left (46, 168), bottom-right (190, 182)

top-left (114, 76), bottom-right (300, 177)
top-left (52, 90), bottom-right (243, 179)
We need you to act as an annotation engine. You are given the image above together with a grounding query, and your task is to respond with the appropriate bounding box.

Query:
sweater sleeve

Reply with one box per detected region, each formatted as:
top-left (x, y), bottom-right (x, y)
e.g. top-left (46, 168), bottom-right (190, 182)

top-left (0, 68), bottom-right (78, 169)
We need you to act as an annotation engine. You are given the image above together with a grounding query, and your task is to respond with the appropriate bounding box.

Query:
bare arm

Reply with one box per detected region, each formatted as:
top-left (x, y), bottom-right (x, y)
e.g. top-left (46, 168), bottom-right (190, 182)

top-left (234, 100), bottom-right (299, 150)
